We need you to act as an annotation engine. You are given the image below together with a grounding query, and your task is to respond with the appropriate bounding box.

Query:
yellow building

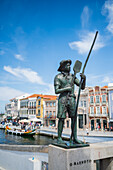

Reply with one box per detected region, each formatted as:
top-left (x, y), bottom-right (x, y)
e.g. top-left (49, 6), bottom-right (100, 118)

top-left (36, 95), bottom-right (57, 120)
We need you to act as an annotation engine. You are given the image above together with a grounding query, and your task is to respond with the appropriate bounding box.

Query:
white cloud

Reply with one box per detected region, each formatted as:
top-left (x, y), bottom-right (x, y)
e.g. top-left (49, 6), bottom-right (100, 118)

top-left (81, 6), bottom-right (90, 28)
top-left (102, 1), bottom-right (113, 34)
top-left (4, 66), bottom-right (46, 85)
top-left (15, 54), bottom-right (24, 61)
top-left (0, 86), bottom-right (24, 101)
top-left (69, 31), bottom-right (105, 54)
top-left (87, 73), bottom-right (113, 86)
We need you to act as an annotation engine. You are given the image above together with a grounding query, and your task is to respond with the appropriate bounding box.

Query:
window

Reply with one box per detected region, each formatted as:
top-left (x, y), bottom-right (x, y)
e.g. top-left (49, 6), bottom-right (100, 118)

top-left (38, 110), bottom-right (40, 116)
top-left (34, 110), bottom-right (36, 115)
top-left (90, 107), bottom-right (94, 114)
top-left (46, 111), bottom-right (48, 116)
top-left (102, 95), bottom-right (106, 103)
top-left (102, 106), bottom-right (106, 114)
top-left (50, 102), bottom-right (52, 106)
top-left (38, 100), bottom-right (40, 106)
top-left (96, 107), bottom-right (100, 114)
top-left (53, 102), bottom-right (56, 106)
top-left (53, 111), bottom-right (56, 116)
top-left (20, 101), bottom-right (28, 108)
top-left (46, 102), bottom-right (49, 106)
top-left (34, 102), bottom-right (36, 107)
top-left (30, 102), bottom-right (31, 107)
top-left (90, 96), bottom-right (94, 103)
top-left (84, 101), bottom-right (86, 107)
top-left (96, 96), bottom-right (100, 103)
top-left (81, 101), bottom-right (83, 107)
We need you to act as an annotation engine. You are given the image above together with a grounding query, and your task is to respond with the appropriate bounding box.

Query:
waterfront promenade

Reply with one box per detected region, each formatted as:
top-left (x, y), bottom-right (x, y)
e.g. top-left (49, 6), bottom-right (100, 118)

top-left (39, 126), bottom-right (113, 138)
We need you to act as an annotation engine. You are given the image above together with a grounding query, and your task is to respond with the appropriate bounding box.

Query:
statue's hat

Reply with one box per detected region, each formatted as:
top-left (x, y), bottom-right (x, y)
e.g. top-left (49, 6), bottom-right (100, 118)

top-left (58, 59), bottom-right (72, 71)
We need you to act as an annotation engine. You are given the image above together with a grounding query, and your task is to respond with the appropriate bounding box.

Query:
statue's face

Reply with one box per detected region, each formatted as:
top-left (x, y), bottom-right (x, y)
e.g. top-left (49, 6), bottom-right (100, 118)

top-left (63, 63), bottom-right (71, 72)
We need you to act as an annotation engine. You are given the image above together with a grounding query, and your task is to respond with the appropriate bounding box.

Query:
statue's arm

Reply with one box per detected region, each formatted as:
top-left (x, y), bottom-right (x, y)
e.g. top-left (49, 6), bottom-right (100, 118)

top-left (55, 85), bottom-right (72, 94)
top-left (74, 74), bottom-right (86, 90)
top-left (74, 77), bottom-right (80, 86)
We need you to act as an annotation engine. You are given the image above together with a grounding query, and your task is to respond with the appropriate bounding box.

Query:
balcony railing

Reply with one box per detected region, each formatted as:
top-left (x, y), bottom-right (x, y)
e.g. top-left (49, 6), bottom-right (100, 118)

top-left (102, 101), bottom-right (106, 104)
top-left (44, 115), bottom-right (56, 119)
top-left (28, 106), bottom-right (36, 109)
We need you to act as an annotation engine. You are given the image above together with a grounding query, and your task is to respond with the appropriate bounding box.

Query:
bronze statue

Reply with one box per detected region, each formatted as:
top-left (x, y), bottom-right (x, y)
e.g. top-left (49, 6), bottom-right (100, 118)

top-left (54, 31), bottom-right (98, 147)
top-left (54, 59), bottom-right (86, 144)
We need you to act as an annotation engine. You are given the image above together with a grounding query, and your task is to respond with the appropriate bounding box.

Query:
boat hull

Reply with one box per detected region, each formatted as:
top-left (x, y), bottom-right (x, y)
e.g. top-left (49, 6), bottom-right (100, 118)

top-left (6, 128), bottom-right (36, 137)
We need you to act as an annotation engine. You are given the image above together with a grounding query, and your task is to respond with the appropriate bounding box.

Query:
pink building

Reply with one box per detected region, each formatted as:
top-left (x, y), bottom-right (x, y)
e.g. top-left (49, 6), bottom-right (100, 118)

top-left (88, 86), bottom-right (109, 131)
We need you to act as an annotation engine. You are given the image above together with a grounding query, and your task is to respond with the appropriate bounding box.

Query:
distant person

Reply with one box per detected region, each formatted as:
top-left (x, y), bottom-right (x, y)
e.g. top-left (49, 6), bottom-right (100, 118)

top-left (105, 125), bottom-right (107, 131)
top-left (86, 128), bottom-right (89, 136)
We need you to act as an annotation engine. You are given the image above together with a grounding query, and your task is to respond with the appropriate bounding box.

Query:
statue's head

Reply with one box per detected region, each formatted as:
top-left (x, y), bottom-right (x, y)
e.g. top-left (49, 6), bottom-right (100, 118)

top-left (58, 59), bottom-right (72, 72)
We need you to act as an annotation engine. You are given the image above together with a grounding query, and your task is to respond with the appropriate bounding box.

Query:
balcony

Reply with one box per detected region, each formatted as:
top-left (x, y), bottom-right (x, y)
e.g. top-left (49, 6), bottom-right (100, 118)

top-left (95, 102), bottom-right (100, 105)
top-left (102, 113), bottom-right (108, 117)
top-left (90, 102), bottom-right (94, 105)
top-left (44, 115), bottom-right (56, 119)
top-left (89, 113), bottom-right (95, 117)
top-left (102, 101), bottom-right (106, 104)
top-left (28, 106), bottom-right (36, 109)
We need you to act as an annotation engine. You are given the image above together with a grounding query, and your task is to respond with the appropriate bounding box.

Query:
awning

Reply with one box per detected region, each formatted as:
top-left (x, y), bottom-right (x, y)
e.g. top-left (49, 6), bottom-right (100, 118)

top-left (19, 119), bottom-right (30, 123)
top-left (29, 118), bottom-right (42, 122)
top-left (12, 116), bottom-right (17, 119)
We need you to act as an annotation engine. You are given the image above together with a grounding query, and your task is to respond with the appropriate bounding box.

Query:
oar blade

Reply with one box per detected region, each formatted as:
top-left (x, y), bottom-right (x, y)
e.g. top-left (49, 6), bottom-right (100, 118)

top-left (73, 60), bottom-right (82, 74)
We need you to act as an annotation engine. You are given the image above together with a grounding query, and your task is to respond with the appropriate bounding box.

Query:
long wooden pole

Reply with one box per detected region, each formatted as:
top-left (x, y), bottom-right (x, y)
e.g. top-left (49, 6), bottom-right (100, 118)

top-left (71, 31), bottom-right (98, 141)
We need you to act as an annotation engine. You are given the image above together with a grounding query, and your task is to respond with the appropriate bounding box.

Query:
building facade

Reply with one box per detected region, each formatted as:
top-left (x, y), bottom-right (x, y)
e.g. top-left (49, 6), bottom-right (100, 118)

top-left (77, 87), bottom-right (89, 129)
top-left (19, 94), bottom-right (57, 123)
top-left (55, 87), bottom-right (89, 129)
top-left (108, 83), bottom-right (113, 129)
top-left (88, 86), bottom-right (109, 130)
top-left (36, 95), bottom-right (57, 124)
top-left (5, 94), bottom-right (29, 119)
top-left (44, 99), bottom-right (57, 127)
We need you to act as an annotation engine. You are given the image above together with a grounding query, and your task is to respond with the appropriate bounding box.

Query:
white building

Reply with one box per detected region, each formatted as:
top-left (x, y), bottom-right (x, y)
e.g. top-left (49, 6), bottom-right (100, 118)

top-left (5, 93), bottom-right (29, 118)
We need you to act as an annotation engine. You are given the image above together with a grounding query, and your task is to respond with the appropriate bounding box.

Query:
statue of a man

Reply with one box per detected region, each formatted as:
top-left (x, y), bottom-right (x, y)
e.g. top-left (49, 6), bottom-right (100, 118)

top-left (54, 59), bottom-right (86, 144)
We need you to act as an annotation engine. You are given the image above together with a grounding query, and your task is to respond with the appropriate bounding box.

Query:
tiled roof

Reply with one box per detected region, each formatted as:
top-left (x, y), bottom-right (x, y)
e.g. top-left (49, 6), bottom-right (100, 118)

top-left (20, 94), bottom-right (57, 100)
top-left (102, 86), bottom-right (108, 89)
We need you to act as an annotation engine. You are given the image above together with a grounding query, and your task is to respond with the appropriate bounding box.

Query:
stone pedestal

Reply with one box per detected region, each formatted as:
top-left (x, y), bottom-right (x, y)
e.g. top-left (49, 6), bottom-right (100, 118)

top-left (49, 141), bottom-right (113, 170)
top-left (49, 145), bottom-right (94, 170)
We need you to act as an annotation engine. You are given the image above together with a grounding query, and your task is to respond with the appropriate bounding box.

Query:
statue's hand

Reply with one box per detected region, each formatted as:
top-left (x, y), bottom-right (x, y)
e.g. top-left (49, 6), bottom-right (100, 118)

top-left (80, 73), bottom-right (86, 80)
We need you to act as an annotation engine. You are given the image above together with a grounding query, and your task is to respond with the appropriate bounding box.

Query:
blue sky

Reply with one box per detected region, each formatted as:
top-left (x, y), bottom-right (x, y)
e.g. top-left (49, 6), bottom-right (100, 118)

top-left (0, 0), bottom-right (113, 112)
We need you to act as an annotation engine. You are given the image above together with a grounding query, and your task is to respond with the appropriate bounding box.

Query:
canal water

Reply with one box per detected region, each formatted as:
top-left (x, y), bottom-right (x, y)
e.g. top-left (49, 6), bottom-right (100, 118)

top-left (0, 129), bottom-right (57, 145)
top-left (0, 129), bottom-right (113, 145)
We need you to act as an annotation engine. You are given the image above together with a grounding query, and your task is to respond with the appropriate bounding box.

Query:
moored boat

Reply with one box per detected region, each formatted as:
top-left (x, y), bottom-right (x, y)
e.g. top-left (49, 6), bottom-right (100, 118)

top-left (5, 125), bottom-right (36, 137)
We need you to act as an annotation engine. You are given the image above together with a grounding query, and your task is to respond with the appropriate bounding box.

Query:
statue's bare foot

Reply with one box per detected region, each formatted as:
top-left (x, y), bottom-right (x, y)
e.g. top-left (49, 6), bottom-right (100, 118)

top-left (73, 138), bottom-right (84, 144)
top-left (57, 138), bottom-right (66, 145)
